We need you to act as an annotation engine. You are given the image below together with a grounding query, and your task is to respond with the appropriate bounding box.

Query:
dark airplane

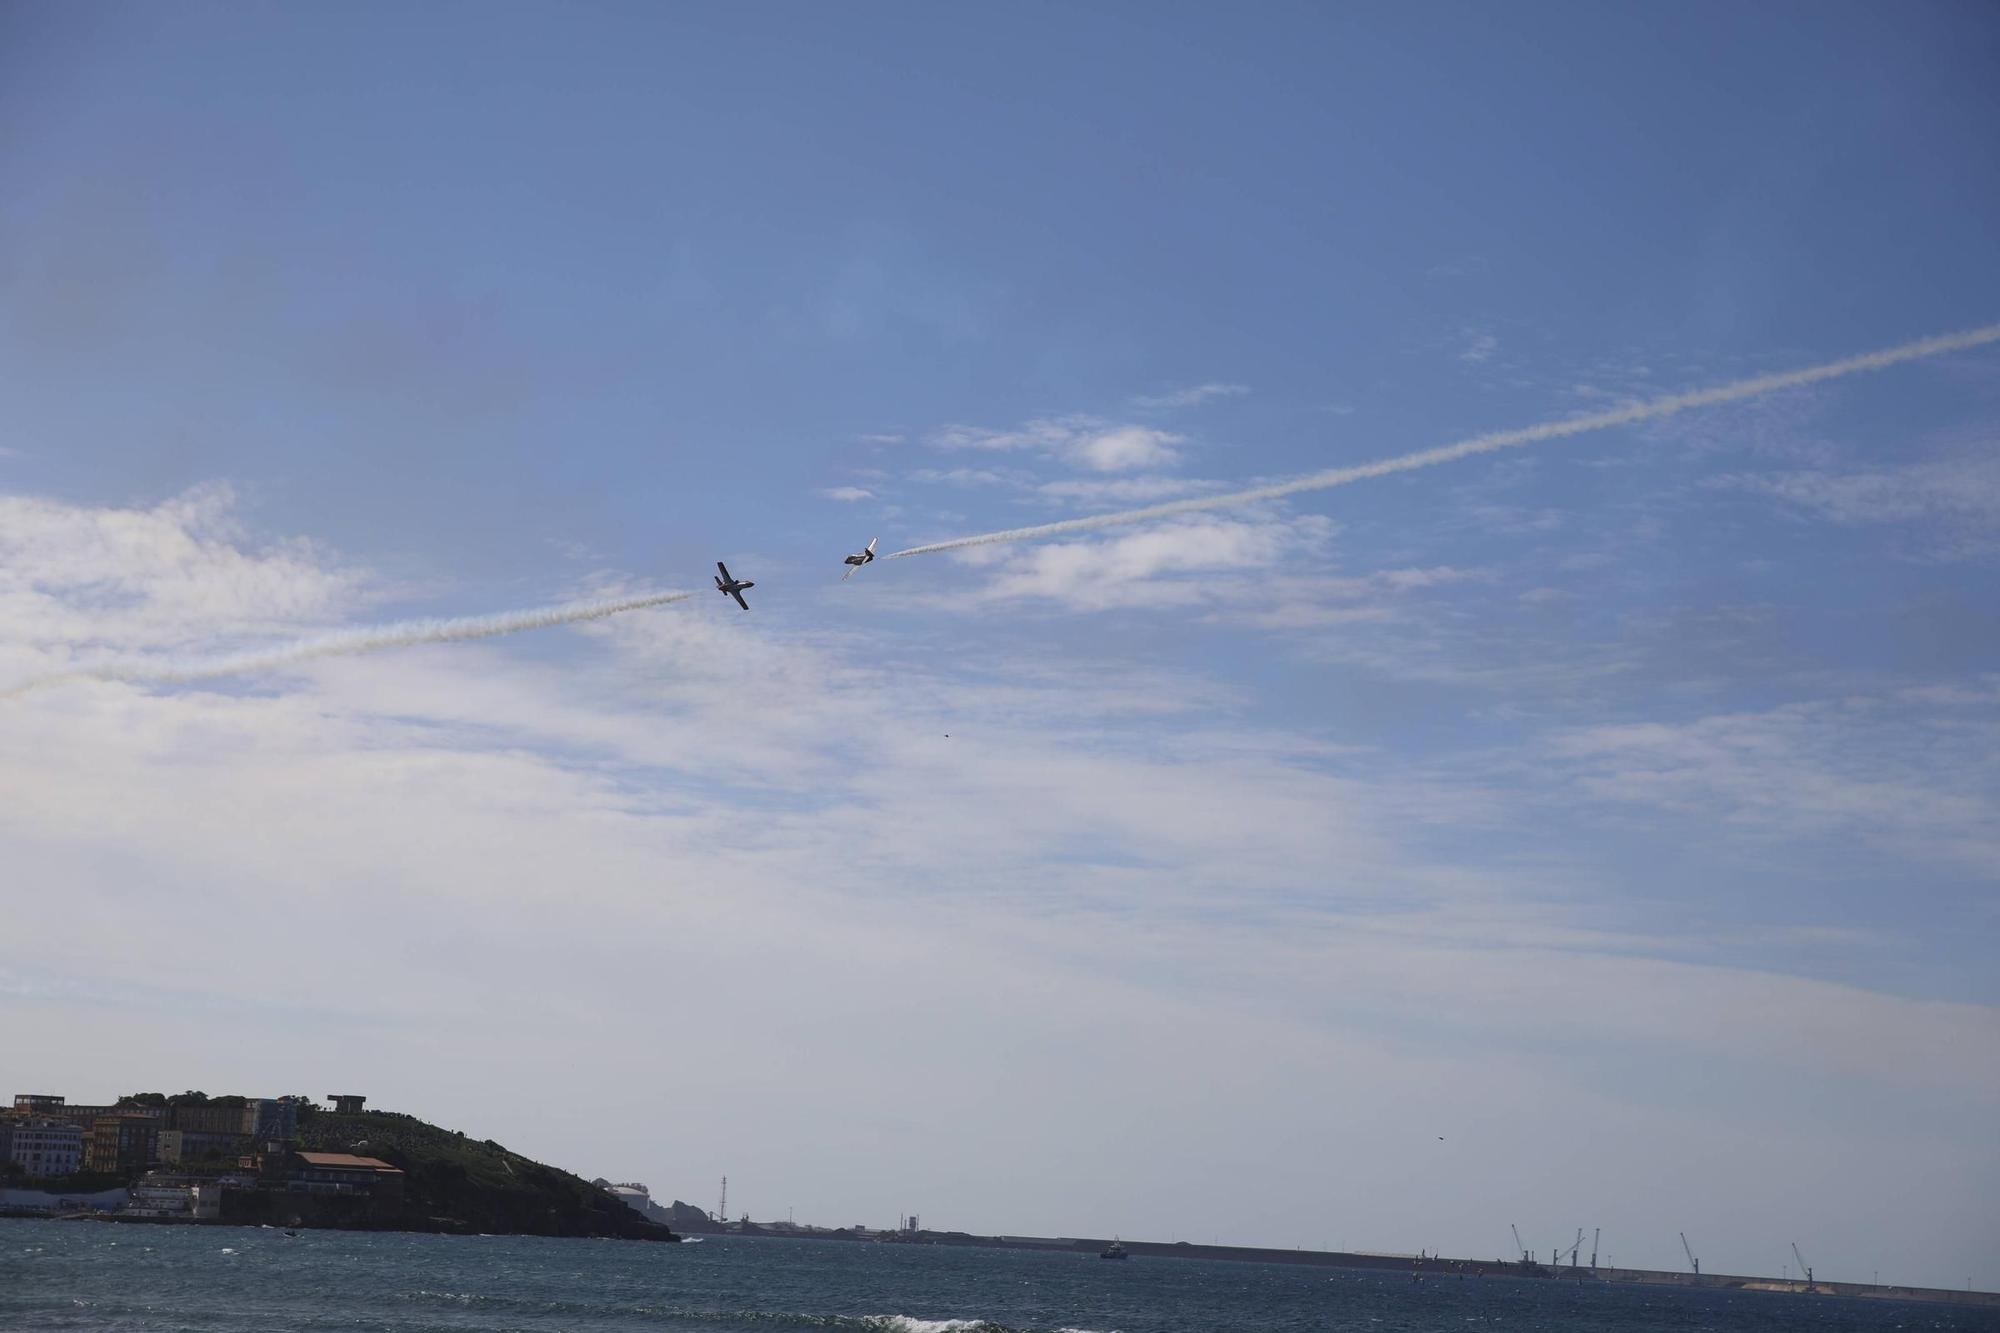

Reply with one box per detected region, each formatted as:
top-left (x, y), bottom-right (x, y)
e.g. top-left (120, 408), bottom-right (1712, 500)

top-left (714, 561), bottom-right (754, 610)
top-left (841, 537), bottom-right (878, 580)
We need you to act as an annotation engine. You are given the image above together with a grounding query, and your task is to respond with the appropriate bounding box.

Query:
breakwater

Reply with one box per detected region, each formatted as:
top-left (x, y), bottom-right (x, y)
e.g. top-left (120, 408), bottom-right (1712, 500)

top-left (736, 1224), bottom-right (1999, 1309)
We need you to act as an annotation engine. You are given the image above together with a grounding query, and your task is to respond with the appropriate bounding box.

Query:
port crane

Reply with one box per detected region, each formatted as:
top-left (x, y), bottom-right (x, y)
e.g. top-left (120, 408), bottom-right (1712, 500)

top-left (1591, 1228), bottom-right (1600, 1269)
top-left (1681, 1231), bottom-right (1700, 1276)
top-left (1791, 1242), bottom-right (1813, 1291)
top-left (1557, 1229), bottom-right (1585, 1267)
top-left (1512, 1224), bottom-right (1529, 1263)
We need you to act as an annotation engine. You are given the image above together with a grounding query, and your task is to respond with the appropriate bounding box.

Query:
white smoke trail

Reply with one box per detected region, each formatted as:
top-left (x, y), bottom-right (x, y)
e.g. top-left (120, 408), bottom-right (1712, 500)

top-left (4, 588), bottom-right (697, 698)
top-left (887, 323), bottom-right (2000, 559)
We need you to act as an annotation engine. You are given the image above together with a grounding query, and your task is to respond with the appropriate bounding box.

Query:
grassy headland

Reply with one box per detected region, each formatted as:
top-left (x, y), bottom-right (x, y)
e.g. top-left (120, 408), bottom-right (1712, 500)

top-left (286, 1107), bottom-right (676, 1240)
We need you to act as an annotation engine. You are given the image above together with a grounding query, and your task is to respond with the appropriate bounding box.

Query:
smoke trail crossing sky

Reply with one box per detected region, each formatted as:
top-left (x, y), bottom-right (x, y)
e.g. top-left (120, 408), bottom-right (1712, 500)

top-left (9, 325), bottom-right (1994, 697)
top-left (4, 588), bottom-right (697, 698)
top-left (886, 324), bottom-right (2000, 560)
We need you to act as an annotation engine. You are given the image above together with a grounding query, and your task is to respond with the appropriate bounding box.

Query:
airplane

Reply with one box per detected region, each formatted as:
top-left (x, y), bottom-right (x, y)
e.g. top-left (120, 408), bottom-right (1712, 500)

top-left (841, 537), bottom-right (878, 580)
top-left (714, 561), bottom-right (754, 610)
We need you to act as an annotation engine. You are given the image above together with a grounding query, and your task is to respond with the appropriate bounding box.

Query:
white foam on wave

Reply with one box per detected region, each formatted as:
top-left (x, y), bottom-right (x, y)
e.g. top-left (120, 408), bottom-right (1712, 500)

top-left (864, 1318), bottom-right (1119, 1333)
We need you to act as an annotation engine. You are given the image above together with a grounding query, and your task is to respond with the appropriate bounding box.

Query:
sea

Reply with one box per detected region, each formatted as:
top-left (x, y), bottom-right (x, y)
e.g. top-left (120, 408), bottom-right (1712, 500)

top-left (4, 1221), bottom-right (1996, 1333)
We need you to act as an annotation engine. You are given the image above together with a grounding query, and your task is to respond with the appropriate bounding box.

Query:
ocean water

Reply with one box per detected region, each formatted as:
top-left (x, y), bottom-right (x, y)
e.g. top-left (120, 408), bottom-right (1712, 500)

top-left (3, 1222), bottom-right (1995, 1333)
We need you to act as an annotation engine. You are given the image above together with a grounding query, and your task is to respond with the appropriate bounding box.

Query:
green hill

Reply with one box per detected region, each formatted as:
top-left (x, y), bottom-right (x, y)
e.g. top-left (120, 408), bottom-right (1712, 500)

top-left (294, 1107), bottom-right (676, 1241)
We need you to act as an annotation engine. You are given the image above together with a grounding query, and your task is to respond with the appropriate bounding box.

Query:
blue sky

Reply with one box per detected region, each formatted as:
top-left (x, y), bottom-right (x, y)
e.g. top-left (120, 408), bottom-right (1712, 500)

top-left (3, 0), bottom-right (1998, 1290)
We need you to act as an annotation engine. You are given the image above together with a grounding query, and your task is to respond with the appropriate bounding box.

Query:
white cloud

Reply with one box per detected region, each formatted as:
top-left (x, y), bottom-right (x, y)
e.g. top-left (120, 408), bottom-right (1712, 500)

top-left (1229, 566), bottom-right (1491, 630)
top-left (1897, 678), bottom-right (2000, 707)
top-left (1548, 694), bottom-right (2000, 873)
top-left (1132, 382), bottom-right (1249, 410)
top-left (6, 486), bottom-right (1999, 1287)
top-left (1708, 454), bottom-right (2000, 532)
top-left (0, 484), bottom-right (363, 679)
top-left (1467, 503), bottom-right (1565, 535)
top-left (905, 466), bottom-right (1021, 488)
top-left (858, 433), bottom-right (904, 445)
top-left (958, 517), bottom-right (1321, 612)
top-left (5, 609), bottom-right (1996, 1281)
top-left (1425, 255), bottom-right (1488, 280)
top-left (928, 415), bottom-right (1184, 473)
top-left (934, 517), bottom-right (1488, 623)
top-left (819, 486), bottom-right (875, 502)
top-left (547, 538), bottom-right (603, 563)
top-left (1700, 450), bottom-right (2000, 563)
top-left (1458, 326), bottom-right (1499, 364)
top-left (1069, 424), bottom-right (1182, 472)
top-left (929, 419), bottom-right (1074, 452)
top-left (1037, 476), bottom-right (1216, 507)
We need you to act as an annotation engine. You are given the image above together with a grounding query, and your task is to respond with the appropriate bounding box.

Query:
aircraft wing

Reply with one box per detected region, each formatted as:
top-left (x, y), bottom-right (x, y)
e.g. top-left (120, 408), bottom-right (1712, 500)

top-left (716, 561), bottom-right (732, 582)
top-left (730, 588), bottom-right (750, 611)
top-left (842, 564), bottom-right (857, 581)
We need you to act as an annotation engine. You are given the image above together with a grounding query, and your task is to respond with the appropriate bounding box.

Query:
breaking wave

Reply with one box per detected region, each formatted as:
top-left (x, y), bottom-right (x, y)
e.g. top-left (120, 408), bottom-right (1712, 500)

top-left (403, 1294), bottom-right (1108, 1332)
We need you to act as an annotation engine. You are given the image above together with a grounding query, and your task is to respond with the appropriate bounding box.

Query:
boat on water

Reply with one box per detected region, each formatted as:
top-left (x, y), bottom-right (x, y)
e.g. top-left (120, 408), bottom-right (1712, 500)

top-left (1100, 1240), bottom-right (1128, 1260)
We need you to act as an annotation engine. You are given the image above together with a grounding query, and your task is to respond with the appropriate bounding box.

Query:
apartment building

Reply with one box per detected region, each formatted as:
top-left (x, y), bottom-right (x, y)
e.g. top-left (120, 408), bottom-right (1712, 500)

top-left (85, 1116), bottom-right (160, 1176)
top-left (2, 1118), bottom-right (85, 1177)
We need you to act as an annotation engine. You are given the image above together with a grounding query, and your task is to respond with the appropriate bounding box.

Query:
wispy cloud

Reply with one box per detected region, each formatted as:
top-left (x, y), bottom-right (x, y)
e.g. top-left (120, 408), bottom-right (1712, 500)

top-left (929, 516), bottom-right (1488, 624)
top-left (931, 418), bottom-right (1075, 452)
top-left (547, 538), bottom-right (603, 563)
top-left (1548, 694), bottom-right (2000, 874)
top-left (1707, 453), bottom-right (2000, 539)
top-left (1132, 382), bottom-right (1249, 410)
top-left (1696, 442), bottom-right (2000, 564)
top-left (1071, 424), bottom-right (1183, 471)
top-left (891, 325), bottom-right (2000, 561)
top-left (905, 466), bottom-right (1024, 488)
top-left (0, 483), bottom-right (363, 675)
top-left (1037, 476), bottom-right (1219, 507)
top-left (1458, 325), bottom-right (1499, 364)
top-left (1230, 566), bottom-right (1490, 631)
top-left (1425, 255), bottom-right (1488, 280)
top-left (962, 517), bottom-right (1325, 611)
top-left (819, 486), bottom-right (876, 502)
top-left (7, 484), bottom-right (1998, 1283)
top-left (929, 415), bottom-right (1185, 473)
